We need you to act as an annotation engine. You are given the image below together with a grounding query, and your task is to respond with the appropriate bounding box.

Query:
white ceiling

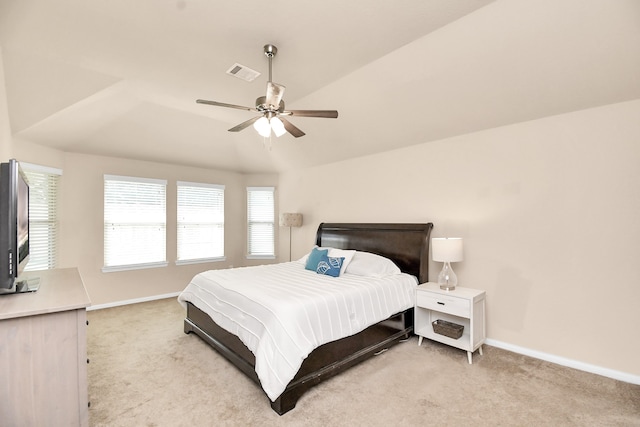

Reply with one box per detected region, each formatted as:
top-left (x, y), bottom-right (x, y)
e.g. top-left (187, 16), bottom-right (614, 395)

top-left (1, 0), bottom-right (639, 174)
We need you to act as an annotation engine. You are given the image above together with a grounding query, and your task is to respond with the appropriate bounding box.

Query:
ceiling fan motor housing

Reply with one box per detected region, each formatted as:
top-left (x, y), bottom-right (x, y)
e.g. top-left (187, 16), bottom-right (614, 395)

top-left (255, 96), bottom-right (285, 113)
top-left (264, 44), bottom-right (277, 58)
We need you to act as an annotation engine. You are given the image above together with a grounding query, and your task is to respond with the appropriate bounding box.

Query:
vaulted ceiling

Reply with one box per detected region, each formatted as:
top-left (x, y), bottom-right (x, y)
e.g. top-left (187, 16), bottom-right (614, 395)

top-left (1, 0), bottom-right (639, 173)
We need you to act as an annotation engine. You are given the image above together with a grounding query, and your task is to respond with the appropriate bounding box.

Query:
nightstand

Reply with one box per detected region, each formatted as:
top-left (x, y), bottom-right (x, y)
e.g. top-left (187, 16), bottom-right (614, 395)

top-left (414, 283), bottom-right (486, 364)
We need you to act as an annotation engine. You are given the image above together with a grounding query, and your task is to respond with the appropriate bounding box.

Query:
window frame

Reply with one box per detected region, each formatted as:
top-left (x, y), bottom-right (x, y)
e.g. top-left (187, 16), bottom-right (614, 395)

top-left (176, 181), bottom-right (226, 265)
top-left (103, 174), bottom-right (168, 273)
top-left (246, 186), bottom-right (276, 260)
top-left (20, 162), bottom-right (62, 272)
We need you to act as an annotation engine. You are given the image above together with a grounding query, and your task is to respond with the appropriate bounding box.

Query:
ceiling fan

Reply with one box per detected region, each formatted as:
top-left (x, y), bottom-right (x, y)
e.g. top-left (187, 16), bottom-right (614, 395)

top-left (196, 44), bottom-right (338, 138)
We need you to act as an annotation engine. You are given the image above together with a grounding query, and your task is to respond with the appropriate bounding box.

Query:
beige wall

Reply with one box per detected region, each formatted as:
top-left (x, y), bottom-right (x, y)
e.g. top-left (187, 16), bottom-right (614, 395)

top-left (279, 99), bottom-right (640, 378)
top-left (10, 144), bottom-right (278, 305)
top-left (0, 46), bottom-right (12, 160)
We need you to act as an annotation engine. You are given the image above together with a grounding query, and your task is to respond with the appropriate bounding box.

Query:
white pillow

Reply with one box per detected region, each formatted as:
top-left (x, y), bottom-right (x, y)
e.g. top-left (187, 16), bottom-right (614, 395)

top-left (327, 248), bottom-right (355, 276)
top-left (345, 251), bottom-right (401, 277)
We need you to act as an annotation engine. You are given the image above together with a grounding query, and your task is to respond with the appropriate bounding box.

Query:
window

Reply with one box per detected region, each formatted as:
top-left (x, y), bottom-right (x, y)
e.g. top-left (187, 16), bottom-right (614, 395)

top-left (103, 175), bottom-right (167, 272)
top-left (176, 181), bottom-right (225, 264)
top-left (21, 163), bottom-right (61, 271)
top-left (247, 187), bottom-right (275, 258)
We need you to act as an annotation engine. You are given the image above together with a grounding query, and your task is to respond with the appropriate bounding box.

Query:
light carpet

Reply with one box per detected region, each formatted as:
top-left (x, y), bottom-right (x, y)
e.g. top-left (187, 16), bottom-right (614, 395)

top-left (87, 298), bottom-right (640, 426)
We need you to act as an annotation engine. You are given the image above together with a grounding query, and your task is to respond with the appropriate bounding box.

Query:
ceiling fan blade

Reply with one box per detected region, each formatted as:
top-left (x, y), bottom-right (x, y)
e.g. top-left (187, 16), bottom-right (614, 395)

top-left (196, 99), bottom-right (256, 112)
top-left (265, 82), bottom-right (285, 109)
top-left (228, 116), bottom-right (262, 132)
top-left (279, 117), bottom-right (306, 138)
top-left (286, 110), bottom-right (339, 118)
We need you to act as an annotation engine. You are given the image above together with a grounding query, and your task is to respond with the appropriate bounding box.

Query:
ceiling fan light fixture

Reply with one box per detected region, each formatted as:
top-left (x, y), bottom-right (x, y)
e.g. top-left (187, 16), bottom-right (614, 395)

top-left (253, 116), bottom-right (271, 137)
top-left (271, 117), bottom-right (286, 137)
top-left (197, 44), bottom-right (338, 139)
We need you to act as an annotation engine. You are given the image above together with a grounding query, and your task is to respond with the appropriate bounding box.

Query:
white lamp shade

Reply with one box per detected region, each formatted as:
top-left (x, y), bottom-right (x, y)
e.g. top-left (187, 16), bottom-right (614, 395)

top-left (270, 117), bottom-right (286, 137)
top-left (253, 116), bottom-right (271, 137)
top-left (279, 213), bottom-right (303, 227)
top-left (432, 238), bottom-right (463, 262)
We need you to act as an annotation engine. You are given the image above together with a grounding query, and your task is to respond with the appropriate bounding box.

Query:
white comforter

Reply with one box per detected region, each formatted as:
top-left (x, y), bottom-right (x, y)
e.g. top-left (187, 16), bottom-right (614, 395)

top-left (178, 261), bottom-right (417, 401)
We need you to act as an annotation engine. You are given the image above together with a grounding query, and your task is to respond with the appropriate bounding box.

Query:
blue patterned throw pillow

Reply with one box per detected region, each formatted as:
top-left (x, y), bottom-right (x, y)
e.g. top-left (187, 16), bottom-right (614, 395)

top-left (305, 247), bottom-right (329, 271)
top-left (316, 256), bottom-right (345, 277)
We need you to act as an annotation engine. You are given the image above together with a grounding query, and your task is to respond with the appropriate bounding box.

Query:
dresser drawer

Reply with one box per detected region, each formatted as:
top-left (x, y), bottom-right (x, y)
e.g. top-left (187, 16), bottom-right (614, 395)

top-left (416, 291), bottom-right (470, 317)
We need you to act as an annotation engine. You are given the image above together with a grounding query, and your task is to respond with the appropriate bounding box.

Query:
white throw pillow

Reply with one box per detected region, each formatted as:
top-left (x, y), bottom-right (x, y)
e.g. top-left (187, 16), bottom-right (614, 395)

top-left (345, 251), bottom-right (401, 277)
top-left (326, 248), bottom-right (355, 276)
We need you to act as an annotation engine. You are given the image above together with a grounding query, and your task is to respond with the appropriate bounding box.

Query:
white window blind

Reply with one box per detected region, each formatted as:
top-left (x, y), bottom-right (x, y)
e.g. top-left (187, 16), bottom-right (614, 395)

top-left (103, 175), bottom-right (167, 272)
top-left (177, 181), bottom-right (225, 264)
top-left (21, 163), bottom-right (61, 271)
top-left (247, 187), bottom-right (275, 258)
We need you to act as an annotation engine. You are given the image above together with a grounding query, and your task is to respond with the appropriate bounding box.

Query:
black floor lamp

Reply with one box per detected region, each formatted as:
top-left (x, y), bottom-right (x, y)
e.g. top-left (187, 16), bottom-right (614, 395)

top-left (279, 213), bottom-right (303, 261)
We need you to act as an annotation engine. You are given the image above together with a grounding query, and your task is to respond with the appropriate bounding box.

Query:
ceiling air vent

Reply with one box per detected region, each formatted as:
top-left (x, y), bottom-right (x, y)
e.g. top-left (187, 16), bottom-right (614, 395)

top-left (226, 63), bottom-right (260, 82)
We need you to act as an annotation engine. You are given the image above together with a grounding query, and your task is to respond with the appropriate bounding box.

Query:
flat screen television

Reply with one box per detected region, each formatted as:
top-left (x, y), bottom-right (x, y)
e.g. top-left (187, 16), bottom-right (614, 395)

top-left (0, 159), bottom-right (38, 294)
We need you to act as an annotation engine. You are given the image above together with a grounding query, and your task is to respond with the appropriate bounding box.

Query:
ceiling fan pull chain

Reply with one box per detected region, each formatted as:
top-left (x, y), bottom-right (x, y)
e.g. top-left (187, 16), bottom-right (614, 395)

top-left (262, 135), bottom-right (273, 151)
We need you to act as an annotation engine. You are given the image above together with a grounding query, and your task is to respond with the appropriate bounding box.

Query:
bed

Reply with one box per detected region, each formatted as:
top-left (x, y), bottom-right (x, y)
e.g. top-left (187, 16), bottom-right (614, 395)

top-left (180, 222), bottom-right (433, 415)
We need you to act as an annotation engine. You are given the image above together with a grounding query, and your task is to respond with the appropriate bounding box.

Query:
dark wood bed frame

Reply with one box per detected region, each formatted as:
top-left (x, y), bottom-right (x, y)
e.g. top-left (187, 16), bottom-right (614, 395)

top-left (183, 222), bottom-right (433, 415)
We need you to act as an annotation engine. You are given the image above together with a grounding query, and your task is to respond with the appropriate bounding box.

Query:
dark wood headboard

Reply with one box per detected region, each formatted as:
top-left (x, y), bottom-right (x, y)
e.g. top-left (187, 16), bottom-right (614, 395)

top-left (315, 223), bottom-right (433, 284)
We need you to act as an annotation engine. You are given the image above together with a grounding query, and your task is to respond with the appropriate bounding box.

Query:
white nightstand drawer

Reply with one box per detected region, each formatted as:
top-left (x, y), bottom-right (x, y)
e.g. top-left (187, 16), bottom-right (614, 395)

top-left (416, 291), bottom-right (470, 317)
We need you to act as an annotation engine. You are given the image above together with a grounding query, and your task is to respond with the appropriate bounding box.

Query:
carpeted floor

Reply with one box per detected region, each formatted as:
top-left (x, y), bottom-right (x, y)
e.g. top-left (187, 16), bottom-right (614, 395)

top-left (87, 298), bottom-right (640, 426)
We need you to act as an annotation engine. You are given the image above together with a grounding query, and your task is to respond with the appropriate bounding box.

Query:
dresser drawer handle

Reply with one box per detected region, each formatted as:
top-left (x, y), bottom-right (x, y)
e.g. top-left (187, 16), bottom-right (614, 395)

top-left (437, 302), bottom-right (445, 305)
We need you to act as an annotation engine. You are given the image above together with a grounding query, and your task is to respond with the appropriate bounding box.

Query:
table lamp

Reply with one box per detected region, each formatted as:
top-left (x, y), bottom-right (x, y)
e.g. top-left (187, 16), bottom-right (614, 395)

top-left (432, 237), bottom-right (463, 290)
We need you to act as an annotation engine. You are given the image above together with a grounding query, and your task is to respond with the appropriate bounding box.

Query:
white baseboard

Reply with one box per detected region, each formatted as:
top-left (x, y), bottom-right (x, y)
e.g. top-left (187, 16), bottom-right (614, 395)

top-left (485, 338), bottom-right (640, 386)
top-left (87, 292), bottom-right (181, 311)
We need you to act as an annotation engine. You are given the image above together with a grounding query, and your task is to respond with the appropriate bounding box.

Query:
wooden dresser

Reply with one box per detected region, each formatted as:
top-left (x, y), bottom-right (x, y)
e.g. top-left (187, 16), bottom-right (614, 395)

top-left (0, 268), bottom-right (91, 426)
